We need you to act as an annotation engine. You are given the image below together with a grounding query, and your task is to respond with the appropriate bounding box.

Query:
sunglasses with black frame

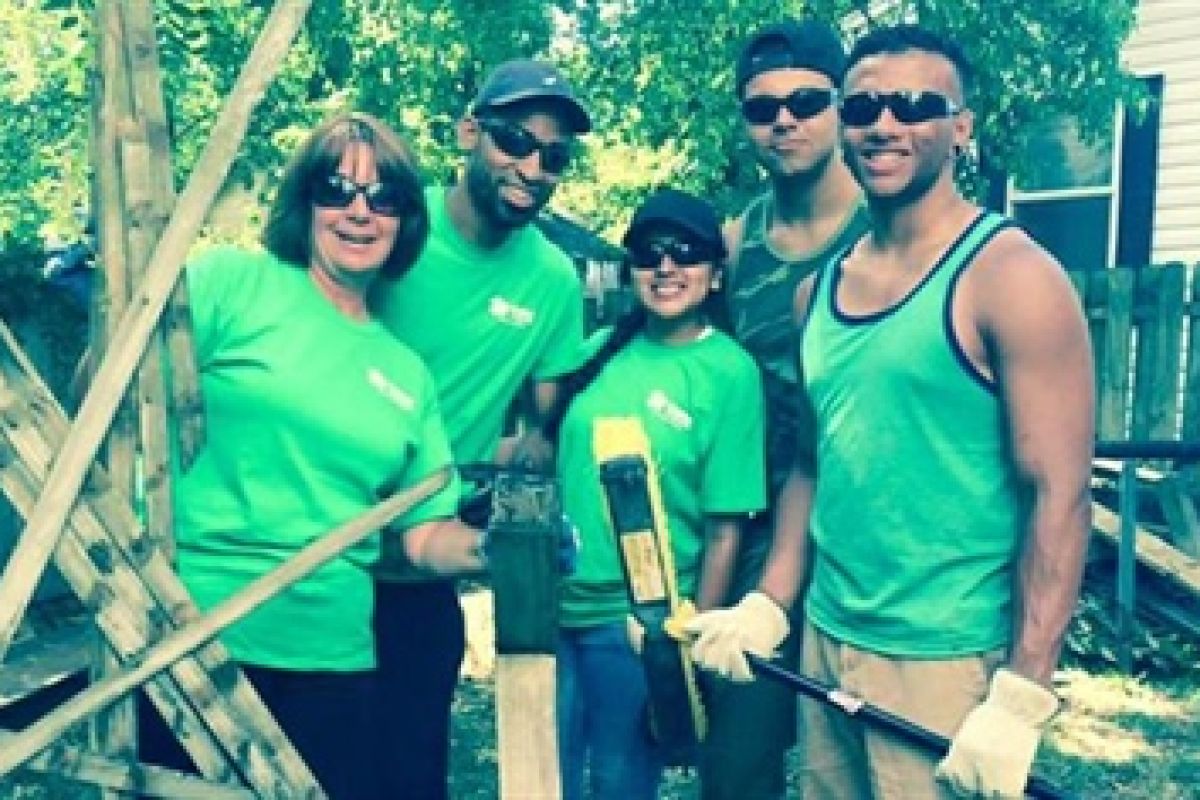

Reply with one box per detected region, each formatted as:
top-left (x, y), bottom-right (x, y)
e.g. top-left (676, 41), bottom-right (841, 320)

top-left (627, 237), bottom-right (720, 270)
top-left (741, 87), bottom-right (838, 126)
top-left (838, 90), bottom-right (962, 127)
top-left (477, 117), bottom-right (574, 174)
top-left (310, 173), bottom-right (410, 217)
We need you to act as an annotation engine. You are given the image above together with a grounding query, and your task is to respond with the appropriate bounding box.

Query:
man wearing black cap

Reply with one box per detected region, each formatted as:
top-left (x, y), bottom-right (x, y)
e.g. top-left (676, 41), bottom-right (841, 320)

top-left (373, 58), bottom-right (590, 799)
top-left (693, 18), bottom-right (869, 800)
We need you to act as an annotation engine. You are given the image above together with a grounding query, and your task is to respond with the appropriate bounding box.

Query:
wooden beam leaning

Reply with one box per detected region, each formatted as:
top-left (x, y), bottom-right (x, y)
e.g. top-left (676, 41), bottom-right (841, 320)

top-left (0, 324), bottom-right (322, 794)
top-left (0, 0), bottom-right (315, 662)
top-left (0, 469), bottom-right (450, 776)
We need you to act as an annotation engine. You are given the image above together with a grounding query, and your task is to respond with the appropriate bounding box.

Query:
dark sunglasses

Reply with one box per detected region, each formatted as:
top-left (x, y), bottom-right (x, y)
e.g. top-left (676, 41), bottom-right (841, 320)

top-left (478, 117), bottom-right (572, 174)
top-left (741, 88), bottom-right (837, 126)
top-left (311, 173), bottom-right (407, 217)
top-left (838, 90), bottom-right (961, 127)
top-left (628, 239), bottom-right (718, 270)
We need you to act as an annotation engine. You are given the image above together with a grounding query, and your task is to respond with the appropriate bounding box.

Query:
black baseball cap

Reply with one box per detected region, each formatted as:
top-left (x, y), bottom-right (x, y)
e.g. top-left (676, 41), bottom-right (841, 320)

top-left (470, 59), bottom-right (592, 133)
top-left (735, 18), bottom-right (847, 96)
top-left (623, 189), bottom-right (727, 259)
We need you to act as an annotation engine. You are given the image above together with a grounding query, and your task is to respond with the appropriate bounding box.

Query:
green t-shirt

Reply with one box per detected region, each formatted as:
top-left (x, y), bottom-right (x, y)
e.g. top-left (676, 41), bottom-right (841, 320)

top-left (174, 247), bottom-right (460, 671)
top-left (376, 187), bottom-right (585, 465)
top-left (557, 328), bottom-right (767, 628)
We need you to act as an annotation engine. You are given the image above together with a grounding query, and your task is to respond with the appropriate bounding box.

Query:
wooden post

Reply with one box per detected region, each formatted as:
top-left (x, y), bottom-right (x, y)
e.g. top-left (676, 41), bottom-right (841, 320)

top-left (487, 469), bottom-right (562, 800)
top-left (0, 0), bottom-right (315, 662)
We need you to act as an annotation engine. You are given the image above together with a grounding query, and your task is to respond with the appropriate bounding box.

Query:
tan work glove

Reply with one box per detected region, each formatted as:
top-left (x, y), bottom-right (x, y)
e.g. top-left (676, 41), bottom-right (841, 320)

top-left (682, 591), bottom-right (789, 682)
top-left (935, 668), bottom-right (1060, 799)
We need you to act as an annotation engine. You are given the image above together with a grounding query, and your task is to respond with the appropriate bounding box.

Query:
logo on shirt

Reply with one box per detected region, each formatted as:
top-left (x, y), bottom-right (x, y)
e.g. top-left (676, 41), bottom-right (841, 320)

top-left (367, 368), bottom-right (415, 411)
top-left (488, 296), bottom-right (535, 328)
top-left (646, 389), bottom-right (692, 430)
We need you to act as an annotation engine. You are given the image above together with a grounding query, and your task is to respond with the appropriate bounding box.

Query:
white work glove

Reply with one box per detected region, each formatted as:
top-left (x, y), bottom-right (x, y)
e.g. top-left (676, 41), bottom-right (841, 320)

top-left (682, 591), bottom-right (789, 683)
top-left (626, 615), bottom-right (645, 654)
top-left (935, 668), bottom-right (1060, 799)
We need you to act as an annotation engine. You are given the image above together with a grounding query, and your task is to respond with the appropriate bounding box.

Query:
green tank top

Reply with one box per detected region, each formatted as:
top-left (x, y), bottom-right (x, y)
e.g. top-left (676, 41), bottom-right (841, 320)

top-left (802, 211), bottom-right (1025, 658)
top-left (726, 194), bottom-right (870, 491)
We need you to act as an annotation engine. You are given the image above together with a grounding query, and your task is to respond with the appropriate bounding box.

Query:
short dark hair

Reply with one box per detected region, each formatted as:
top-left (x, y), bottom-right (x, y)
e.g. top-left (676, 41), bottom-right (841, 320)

top-left (844, 24), bottom-right (974, 97)
top-left (263, 112), bottom-right (429, 281)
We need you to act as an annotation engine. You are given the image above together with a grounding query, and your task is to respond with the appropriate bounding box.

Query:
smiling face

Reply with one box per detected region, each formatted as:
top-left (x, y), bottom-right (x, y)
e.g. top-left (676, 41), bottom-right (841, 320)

top-left (310, 142), bottom-right (401, 282)
top-left (742, 67), bottom-right (841, 180)
top-left (839, 48), bottom-right (972, 209)
top-left (458, 103), bottom-right (573, 231)
top-left (627, 225), bottom-right (721, 342)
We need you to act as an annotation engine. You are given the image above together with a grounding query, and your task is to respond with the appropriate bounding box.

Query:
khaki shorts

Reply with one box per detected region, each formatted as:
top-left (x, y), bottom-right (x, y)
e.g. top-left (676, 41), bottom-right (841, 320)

top-left (798, 619), bottom-right (1004, 800)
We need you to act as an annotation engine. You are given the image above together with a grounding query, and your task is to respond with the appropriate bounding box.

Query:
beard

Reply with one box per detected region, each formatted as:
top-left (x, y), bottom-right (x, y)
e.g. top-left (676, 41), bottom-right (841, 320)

top-left (464, 156), bottom-right (547, 231)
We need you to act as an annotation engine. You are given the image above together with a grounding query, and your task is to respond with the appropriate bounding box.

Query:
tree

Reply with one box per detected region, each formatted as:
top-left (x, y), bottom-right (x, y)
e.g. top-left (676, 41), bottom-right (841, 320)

top-left (0, 0), bottom-right (1139, 249)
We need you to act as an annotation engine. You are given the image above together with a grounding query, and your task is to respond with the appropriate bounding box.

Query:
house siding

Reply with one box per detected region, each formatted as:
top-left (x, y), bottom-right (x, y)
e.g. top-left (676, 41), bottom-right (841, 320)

top-left (1124, 0), bottom-right (1200, 264)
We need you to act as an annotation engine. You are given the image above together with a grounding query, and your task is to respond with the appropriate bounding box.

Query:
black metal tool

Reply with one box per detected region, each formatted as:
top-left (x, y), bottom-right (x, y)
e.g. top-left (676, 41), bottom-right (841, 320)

top-left (746, 655), bottom-right (1076, 800)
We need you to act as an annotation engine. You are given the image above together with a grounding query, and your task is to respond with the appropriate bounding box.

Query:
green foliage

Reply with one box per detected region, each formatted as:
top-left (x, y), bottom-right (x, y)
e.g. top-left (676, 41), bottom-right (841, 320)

top-left (0, 0), bottom-right (1140, 250)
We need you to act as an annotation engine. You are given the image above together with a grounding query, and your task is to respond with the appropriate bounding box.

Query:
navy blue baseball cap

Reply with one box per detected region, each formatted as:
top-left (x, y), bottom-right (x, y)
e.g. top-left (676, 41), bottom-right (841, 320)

top-left (735, 18), bottom-right (847, 95)
top-left (471, 59), bottom-right (592, 133)
top-left (623, 189), bottom-right (727, 259)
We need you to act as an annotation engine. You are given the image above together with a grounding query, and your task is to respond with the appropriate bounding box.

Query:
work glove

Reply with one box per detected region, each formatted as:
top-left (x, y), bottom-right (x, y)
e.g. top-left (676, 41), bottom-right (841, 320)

top-left (682, 591), bottom-right (789, 683)
top-left (479, 512), bottom-right (579, 575)
top-left (625, 601), bottom-right (695, 655)
top-left (935, 668), bottom-right (1061, 799)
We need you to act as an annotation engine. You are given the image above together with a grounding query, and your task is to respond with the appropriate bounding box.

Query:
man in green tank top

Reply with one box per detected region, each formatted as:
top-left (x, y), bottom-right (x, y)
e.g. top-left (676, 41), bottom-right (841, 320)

top-left (699, 19), bottom-right (869, 800)
top-left (688, 24), bottom-right (1094, 800)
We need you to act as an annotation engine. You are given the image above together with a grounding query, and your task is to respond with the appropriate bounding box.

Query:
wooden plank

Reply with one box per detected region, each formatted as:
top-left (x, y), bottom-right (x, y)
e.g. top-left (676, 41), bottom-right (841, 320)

top-left (1130, 265), bottom-right (1186, 444)
top-left (1098, 269), bottom-right (1134, 440)
top-left (1091, 501), bottom-right (1200, 598)
top-left (495, 656), bottom-right (560, 800)
top-left (0, 730), bottom-right (254, 800)
top-left (0, 325), bottom-right (322, 794)
top-left (0, 469), bottom-right (449, 776)
top-left (120, 0), bottom-right (185, 561)
top-left (487, 470), bottom-right (562, 800)
top-left (92, 2), bottom-right (141, 782)
top-left (0, 0), bottom-right (315, 663)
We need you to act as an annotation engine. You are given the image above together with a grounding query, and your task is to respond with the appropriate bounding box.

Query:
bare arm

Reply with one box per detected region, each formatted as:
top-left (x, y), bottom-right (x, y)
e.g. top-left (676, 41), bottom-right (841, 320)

top-left (757, 273), bottom-right (821, 611)
top-left (977, 238), bottom-right (1094, 686)
top-left (694, 515), bottom-right (743, 611)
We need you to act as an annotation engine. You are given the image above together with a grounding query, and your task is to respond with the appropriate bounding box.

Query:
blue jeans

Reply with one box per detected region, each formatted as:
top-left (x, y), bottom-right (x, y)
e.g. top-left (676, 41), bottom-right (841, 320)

top-left (557, 623), bottom-right (664, 800)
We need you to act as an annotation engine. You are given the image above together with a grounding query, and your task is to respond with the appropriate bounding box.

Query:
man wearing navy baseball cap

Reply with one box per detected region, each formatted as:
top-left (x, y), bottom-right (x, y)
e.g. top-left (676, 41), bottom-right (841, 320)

top-left (373, 59), bottom-right (591, 798)
top-left (691, 17), bottom-right (869, 800)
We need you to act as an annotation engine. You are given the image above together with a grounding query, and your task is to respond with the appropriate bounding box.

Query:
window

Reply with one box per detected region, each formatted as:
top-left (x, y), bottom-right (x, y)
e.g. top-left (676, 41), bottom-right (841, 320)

top-left (1006, 76), bottom-right (1162, 271)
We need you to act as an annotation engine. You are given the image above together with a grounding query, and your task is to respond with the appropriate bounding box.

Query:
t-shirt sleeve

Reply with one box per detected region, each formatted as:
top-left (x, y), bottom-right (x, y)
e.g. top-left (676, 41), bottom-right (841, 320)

top-left (394, 369), bottom-right (463, 526)
top-left (700, 348), bottom-right (767, 514)
top-left (184, 246), bottom-right (245, 365)
top-left (533, 259), bottom-right (586, 380)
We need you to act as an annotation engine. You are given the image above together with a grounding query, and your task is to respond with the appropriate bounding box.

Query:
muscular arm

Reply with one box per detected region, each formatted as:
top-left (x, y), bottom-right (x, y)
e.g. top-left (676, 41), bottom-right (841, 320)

top-left (694, 515), bottom-right (743, 611)
top-left (977, 238), bottom-right (1094, 685)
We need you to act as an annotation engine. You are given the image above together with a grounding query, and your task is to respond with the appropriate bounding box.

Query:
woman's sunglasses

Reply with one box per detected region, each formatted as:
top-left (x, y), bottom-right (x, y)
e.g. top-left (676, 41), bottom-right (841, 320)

top-left (628, 239), bottom-right (718, 270)
top-left (311, 173), bottom-right (407, 217)
top-left (478, 118), bottom-right (573, 174)
top-left (741, 88), bottom-right (837, 126)
top-left (838, 90), bottom-right (961, 127)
